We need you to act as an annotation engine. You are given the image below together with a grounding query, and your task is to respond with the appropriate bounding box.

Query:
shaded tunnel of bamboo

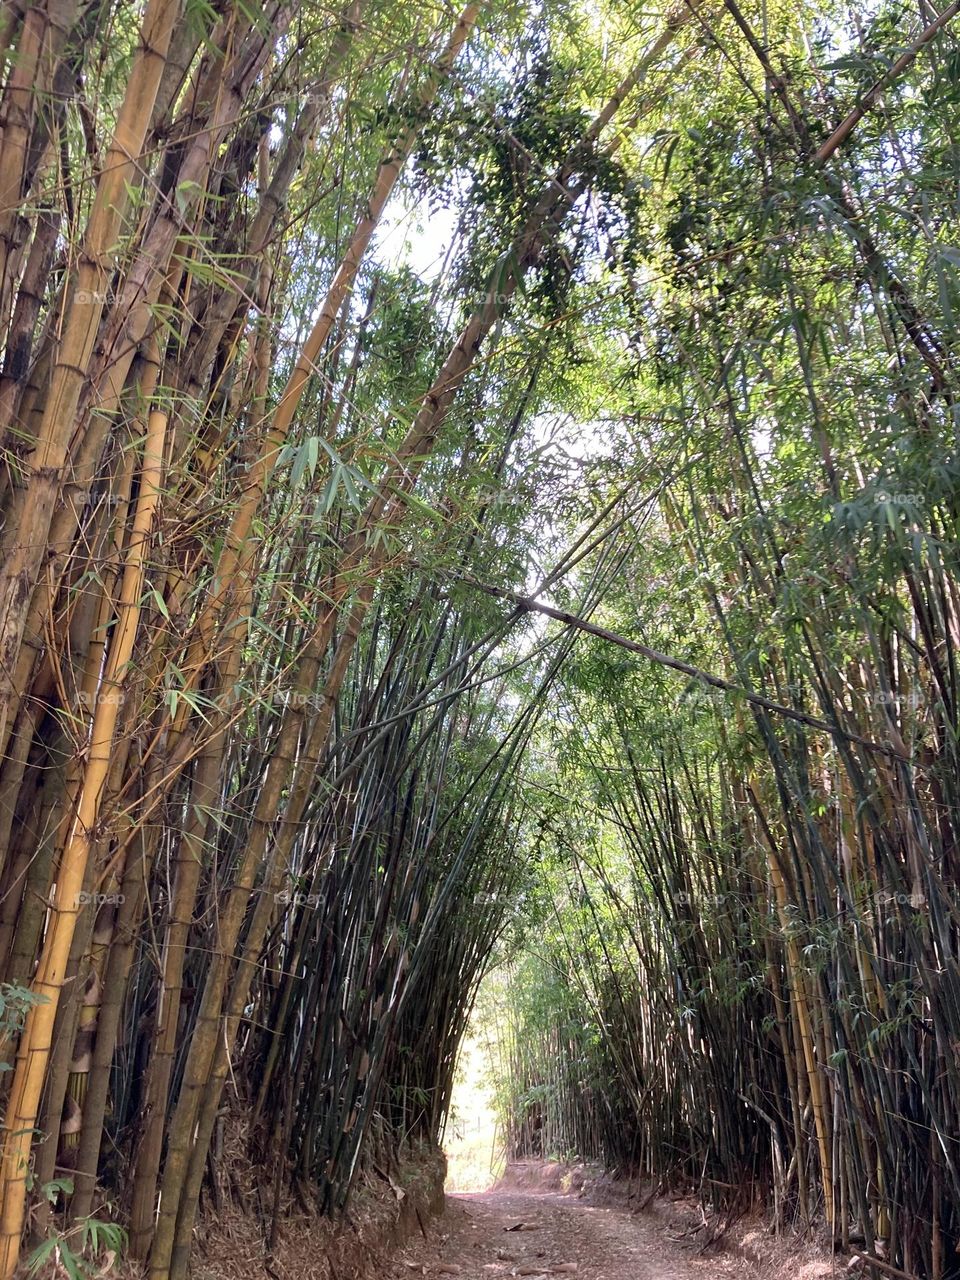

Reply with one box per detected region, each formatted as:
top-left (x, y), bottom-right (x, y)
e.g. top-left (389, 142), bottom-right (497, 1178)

top-left (0, 1), bottom-right (956, 1278)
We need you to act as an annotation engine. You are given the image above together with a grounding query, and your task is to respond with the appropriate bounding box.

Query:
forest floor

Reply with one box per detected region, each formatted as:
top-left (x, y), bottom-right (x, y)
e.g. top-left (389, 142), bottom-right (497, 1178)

top-left (386, 1186), bottom-right (745, 1278)
top-left (384, 1183), bottom-right (825, 1280)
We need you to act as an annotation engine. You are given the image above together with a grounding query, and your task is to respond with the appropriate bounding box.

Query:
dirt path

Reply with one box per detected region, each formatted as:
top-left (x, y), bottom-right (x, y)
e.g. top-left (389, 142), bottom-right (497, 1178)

top-left (387, 1187), bottom-right (755, 1280)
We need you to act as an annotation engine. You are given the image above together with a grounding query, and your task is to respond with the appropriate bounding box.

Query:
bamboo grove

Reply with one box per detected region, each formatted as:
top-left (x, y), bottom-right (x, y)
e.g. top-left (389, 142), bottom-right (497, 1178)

top-left (0, 0), bottom-right (957, 1277)
top-left (484, 5), bottom-right (960, 1278)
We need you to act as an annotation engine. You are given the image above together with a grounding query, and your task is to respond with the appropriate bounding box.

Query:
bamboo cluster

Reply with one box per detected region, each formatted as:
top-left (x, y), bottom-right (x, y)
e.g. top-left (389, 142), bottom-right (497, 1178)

top-left (492, 5), bottom-right (960, 1271)
top-left (1, 0), bottom-right (956, 1276)
top-left (0, 0), bottom-right (703, 1274)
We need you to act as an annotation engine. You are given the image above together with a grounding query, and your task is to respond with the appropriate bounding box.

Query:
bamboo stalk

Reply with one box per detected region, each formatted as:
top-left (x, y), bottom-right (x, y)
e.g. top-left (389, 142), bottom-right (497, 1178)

top-left (0, 379), bottom-right (169, 1277)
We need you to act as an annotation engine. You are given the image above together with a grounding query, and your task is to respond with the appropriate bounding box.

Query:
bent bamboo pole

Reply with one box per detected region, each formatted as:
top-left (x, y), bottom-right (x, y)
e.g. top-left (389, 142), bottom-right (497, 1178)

top-left (189, 2), bottom-right (483, 654)
top-left (0, 389), bottom-right (169, 1277)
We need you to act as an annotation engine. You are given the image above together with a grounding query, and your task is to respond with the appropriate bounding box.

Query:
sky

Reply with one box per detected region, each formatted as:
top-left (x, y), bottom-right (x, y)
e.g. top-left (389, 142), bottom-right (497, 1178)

top-left (375, 190), bottom-right (462, 280)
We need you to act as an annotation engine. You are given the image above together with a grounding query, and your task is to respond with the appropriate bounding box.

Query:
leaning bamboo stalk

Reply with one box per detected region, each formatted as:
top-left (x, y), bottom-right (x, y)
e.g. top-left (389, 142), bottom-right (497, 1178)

top-left (181, 1), bottom-right (482, 665)
top-left (88, 4), bottom-right (287, 422)
top-left (813, 2), bottom-right (960, 164)
top-left (57, 714), bottom-right (143, 1160)
top-left (127, 725), bottom-right (231, 1258)
top-left (0, 345), bottom-right (146, 1048)
top-left (0, 11), bottom-right (282, 742)
top-left (65, 595), bottom-right (175, 1220)
top-left (0, 385), bottom-right (169, 1278)
top-left (175, 0), bottom-right (369, 408)
top-left (169, 593), bottom-right (374, 1279)
top-left (68, 757), bottom-right (166, 1222)
top-left (146, 642), bottom-right (326, 1280)
top-left (131, 259), bottom-right (273, 1257)
top-left (150, 28), bottom-right (670, 1265)
top-left (0, 254), bottom-right (178, 751)
top-left (0, 0), bottom-right (180, 759)
top-left (84, 4), bottom-right (482, 814)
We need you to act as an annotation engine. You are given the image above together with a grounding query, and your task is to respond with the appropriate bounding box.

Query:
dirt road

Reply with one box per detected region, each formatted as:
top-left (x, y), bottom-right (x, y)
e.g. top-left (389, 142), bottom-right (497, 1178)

top-left (388, 1187), bottom-right (756, 1280)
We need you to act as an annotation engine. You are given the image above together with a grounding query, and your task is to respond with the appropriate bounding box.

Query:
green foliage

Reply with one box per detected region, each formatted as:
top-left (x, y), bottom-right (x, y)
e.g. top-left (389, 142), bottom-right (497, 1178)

top-left (26, 1215), bottom-right (126, 1280)
top-left (0, 984), bottom-right (45, 1073)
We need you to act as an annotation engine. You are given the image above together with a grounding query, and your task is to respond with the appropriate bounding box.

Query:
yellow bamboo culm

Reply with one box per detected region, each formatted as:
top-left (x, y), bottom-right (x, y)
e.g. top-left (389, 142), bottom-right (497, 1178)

top-left (0, 0), bottom-right (179, 759)
top-left (0, 392), bottom-right (168, 1277)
